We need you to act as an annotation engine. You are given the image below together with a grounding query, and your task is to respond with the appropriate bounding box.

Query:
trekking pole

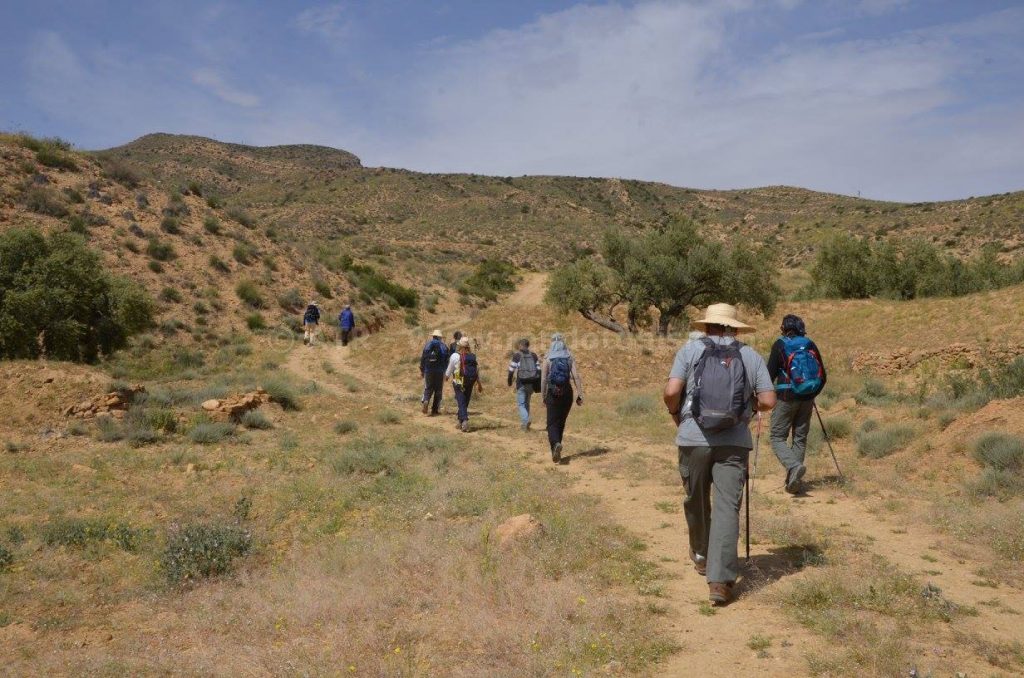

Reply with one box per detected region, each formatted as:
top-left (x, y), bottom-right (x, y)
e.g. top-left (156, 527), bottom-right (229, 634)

top-left (746, 413), bottom-right (761, 563)
top-left (813, 402), bottom-right (846, 484)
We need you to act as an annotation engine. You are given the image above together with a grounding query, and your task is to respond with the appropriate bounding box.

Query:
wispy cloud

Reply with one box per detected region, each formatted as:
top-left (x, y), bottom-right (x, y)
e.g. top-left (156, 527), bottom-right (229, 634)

top-left (192, 68), bottom-right (260, 108)
top-left (294, 2), bottom-right (352, 41)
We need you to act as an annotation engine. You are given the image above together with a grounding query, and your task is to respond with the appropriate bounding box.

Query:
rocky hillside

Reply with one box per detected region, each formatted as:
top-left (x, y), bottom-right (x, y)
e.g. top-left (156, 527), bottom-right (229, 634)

top-left (100, 134), bottom-right (1024, 269)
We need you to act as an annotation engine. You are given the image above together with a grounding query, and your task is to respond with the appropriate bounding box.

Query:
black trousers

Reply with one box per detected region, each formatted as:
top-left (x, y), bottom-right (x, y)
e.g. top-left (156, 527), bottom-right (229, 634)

top-left (422, 372), bottom-right (444, 413)
top-left (545, 384), bottom-right (574, 451)
top-left (340, 329), bottom-right (352, 346)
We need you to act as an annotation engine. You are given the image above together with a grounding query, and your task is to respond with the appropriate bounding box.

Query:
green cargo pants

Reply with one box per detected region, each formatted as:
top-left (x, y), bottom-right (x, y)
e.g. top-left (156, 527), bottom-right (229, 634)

top-left (678, 445), bottom-right (748, 584)
top-left (770, 399), bottom-right (814, 472)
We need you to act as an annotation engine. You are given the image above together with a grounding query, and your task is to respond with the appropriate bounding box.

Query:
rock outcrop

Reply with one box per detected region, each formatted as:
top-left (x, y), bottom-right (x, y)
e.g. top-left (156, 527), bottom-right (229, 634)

top-left (200, 389), bottom-right (271, 421)
top-left (63, 385), bottom-right (145, 419)
top-left (493, 514), bottom-right (544, 547)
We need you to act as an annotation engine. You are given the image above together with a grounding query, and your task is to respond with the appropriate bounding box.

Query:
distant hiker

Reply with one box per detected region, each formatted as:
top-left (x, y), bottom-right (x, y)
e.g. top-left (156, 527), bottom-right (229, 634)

top-left (766, 314), bottom-right (827, 495)
top-left (338, 304), bottom-right (355, 346)
top-left (508, 338), bottom-right (541, 431)
top-left (302, 301), bottom-right (320, 346)
top-left (446, 336), bottom-right (483, 432)
top-left (448, 330), bottom-right (463, 358)
top-left (663, 303), bottom-right (776, 606)
top-left (420, 329), bottom-right (449, 416)
top-left (541, 333), bottom-right (583, 463)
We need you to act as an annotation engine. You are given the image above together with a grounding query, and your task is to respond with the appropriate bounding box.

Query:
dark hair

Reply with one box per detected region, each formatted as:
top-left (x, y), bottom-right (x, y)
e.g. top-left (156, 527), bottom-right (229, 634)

top-left (781, 314), bottom-right (805, 336)
top-left (453, 330), bottom-right (462, 341)
top-left (519, 337), bottom-right (530, 348)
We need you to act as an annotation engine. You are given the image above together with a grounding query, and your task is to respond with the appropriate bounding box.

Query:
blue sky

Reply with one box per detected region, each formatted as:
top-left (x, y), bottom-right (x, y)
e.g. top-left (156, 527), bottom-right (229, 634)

top-left (1, 0), bottom-right (1022, 201)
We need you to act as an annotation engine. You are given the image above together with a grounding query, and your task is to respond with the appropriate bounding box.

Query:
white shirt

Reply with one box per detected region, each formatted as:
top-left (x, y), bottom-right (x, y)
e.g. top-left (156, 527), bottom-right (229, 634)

top-left (444, 352), bottom-right (461, 379)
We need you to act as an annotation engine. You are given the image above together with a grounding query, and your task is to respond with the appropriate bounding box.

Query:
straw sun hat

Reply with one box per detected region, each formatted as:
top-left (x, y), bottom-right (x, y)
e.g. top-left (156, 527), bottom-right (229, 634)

top-left (431, 329), bottom-right (443, 338)
top-left (691, 303), bottom-right (755, 333)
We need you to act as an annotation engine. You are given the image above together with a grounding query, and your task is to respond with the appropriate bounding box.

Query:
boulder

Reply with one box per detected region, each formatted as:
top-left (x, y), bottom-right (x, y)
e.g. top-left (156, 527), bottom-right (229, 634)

top-left (493, 514), bottom-right (544, 547)
top-left (65, 385), bottom-right (145, 419)
top-left (198, 389), bottom-right (271, 422)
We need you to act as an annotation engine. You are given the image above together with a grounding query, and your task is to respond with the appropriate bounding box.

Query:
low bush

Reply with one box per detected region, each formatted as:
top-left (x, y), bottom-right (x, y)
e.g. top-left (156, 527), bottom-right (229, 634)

top-left (35, 145), bottom-right (78, 171)
top-left (278, 288), bottom-right (303, 311)
top-left (246, 312), bottom-right (266, 330)
top-left (233, 242), bottom-right (257, 265)
top-left (95, 416), bottom-right (124, 442)
top-left (188, 421), bottom-right (236, 444)
top-left (101, 159), bottom-right (142, 188)
top-left (24, 186), bottom-right (69, 217)
top-left (264, 378), bottom-right (301, 410)
top-left (203, 216), bottom-right (221, 234)
top-left (377, 409), bottom-right (401, 425)
top-left (160, 216), bottom-right (181, 234)
top-left (43, 517), bottom-right (145, 552)
top-left (313, 278), bottom-right (333, 299)
top-left (161, 522), bottom-right (252, 584)
top-left (227, 207), bottom-right (255, 228)
top-left (973, 433), bottom-right (1024, 472)
top-left (146, 237), bottom-right (175, 261)
top-left (462, 259), bottom-right (517, 301)
top-left (0, 543), bottom-right (12, 571)
top-left (209, 255), bottom-right (230, 273)
top-left (334, 419), bottom-right (358, 435)
top-left (330, 436), bottom-right (403, 474)
top-left (241, 410), bottom-right (273, 430)
top-left (159, 287), bottom-right (183, 303)
top-left (823, 416), bottom-right (852, 440)
top-left (856, 424), bottom-right (915, 459)
top-left (347, 264), bottom-right (418, 308)
top-left (855, 379), bottom-right (890, 405)
top-left (235, 280), bottom-right (265, 308)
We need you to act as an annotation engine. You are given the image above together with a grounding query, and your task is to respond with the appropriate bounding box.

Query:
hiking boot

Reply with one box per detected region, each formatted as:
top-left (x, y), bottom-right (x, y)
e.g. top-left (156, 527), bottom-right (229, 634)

top-left (526, 422), bottom-right (531, 431)
top-left (690, 549), bottom-right (707, 576)
top-left (460, 420), bottom-right (469, 432)
top-left (708, 582), bottom-right (734, 605)
top-left (421, 401), bottom-right (428, 415)
top-left (552, 442), bottom-right (562, 463)
top-left (785, 464), bottom-right (807, 494)
top-left (520, 422), bottom-right (528, 432)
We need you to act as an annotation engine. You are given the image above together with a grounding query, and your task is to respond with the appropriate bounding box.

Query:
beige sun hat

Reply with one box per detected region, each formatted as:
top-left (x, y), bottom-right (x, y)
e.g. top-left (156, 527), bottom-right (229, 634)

top-left (457, 336), bottom-right (471, 348)
top-left (691, 303), bottom-right (754, 333)
top-left (431, 329), bottom-right (443, 338)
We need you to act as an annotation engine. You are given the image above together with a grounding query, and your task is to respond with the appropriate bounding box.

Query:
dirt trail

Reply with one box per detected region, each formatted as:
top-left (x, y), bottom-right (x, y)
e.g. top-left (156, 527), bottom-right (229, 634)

top-left (283, 280), bottom-right (1024, 676)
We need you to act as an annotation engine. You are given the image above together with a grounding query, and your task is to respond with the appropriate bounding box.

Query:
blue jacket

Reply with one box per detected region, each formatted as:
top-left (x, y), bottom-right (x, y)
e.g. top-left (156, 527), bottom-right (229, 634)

top-left (303, 305), bottom-right (320, 324)
top-left (420, 338), bottom-right (449, 374)
top-left (339, 308), bottom-right (355, 330)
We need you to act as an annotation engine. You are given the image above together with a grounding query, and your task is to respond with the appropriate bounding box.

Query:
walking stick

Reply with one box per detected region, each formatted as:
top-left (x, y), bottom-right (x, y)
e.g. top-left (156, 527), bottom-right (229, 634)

top-left (813, 402), bottom-right (846, 484)
top-left (746, 413), bottom-right (761, 563)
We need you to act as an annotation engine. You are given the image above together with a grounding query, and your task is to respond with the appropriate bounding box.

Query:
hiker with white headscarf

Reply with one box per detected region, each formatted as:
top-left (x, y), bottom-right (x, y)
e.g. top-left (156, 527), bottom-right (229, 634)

top-left (541, 332), bottom-right (584, 463)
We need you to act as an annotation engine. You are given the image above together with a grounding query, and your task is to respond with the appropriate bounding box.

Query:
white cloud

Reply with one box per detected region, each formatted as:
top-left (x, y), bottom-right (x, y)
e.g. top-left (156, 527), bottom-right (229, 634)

top-left (294, 2), bottom-right (352, 41)
top-left (192, 68), bottom-right (260, 108)
top-left (370, 1), bottom-right (1024, 201)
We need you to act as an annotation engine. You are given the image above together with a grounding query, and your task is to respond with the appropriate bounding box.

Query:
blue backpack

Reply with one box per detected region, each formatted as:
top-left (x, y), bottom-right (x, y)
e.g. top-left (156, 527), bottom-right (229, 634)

top-left (462, 353), bottom-right (479, 383)
top-left (548, 357), bottom-right (571, 388)
top-left (779, 336), bottom-right (824, 397)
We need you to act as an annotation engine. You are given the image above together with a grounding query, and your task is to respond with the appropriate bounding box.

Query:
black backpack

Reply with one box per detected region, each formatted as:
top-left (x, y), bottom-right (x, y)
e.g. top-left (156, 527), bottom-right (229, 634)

top-left (691, 338), bottom-right (749, 432)
top-left (462, 353), bottom-right (479, 383)
top-left (424, 341), bottom-right (444, 368)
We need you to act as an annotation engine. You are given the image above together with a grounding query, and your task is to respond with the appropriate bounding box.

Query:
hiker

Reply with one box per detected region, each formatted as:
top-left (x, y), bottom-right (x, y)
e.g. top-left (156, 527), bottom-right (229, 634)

top-left (338, 304), bottom-right (355, 346)
top-left (766, 314), bottom-right (827, 495)
top-left (448, 330), bottom-right (463, 358)
top-left (663, 303), bottom-right (776, 606)
top-left (302, 301), bottom-right (320, 346)
top-left (420, 329), bottom-right (449, 416)
top-left (508, 338), bottom-right (541, 431)
top-left (541, 333), bottom-right (583, 463)
top-left (446, 336), bottom-right (483, 432)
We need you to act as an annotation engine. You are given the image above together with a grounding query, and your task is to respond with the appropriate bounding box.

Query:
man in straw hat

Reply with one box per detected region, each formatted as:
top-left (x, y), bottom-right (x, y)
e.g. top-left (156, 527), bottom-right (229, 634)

top-left (420, 329), bottom-right (449, 416)
top-left (663, 303), bottom-right (776, 605)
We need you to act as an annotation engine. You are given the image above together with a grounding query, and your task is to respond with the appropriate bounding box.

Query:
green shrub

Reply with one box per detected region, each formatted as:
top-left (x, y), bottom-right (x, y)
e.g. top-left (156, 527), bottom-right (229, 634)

top-left (334, 419), bottom-right (358, 435)
top-left (241, 410), bottom-right (273, 430)
top-left (347, 264), bottom-right (418, 308)
top-left (973, 433), bottom-right (1024, 472)
top-left (101, 159), bottom-right (142, 187)
top-left (235, 280), bottom-right (265, 308)
top-left (232, 242), bottom-right (256, 265)
top-left (43, 517), bottom-right (145, 552)
top-left (203, 216), bottom-right (221, 234)
top-left (35, 145), bottom-right (78, 171)
top-left (0, 228), bottom-right (153, 361)
top-left (188, 421), bottom-right (236, 444)
top-left (0, 543), bottom-right (12, 571)
top-left (95, 416), bottom-right (124, 442)
top-left (264, 378), bottom-right (301, 410)
top-left (462, 259), bottom-right (517, 301)
top-left (246, 312), bottom-right (266, 330)
top-left (24, 187), bottom-right (69, 217)
top-left (823, 416), bottom-right (852, 440)
top-left (856, 424), bottom-right (915, 459)
top-left (146, 237), bottom-right (175, 261)
top-left (617, 394), bottom-right (657, 417)
top-left (67, 214), bottom-right (88, 235)
top-left (227, 207), bottom-right (255, 228)
top-left (161, 522), bottom-right (252, 584)
top-left (330, 437), bottom-right (403, 474)
top-left (313, 278), bottom-right (333, 299)
top-left (159, 287), bottom-right (183, 303)
top-left (125, 423), bottom-right (160, 447)
top-left (209, 255), bottom-right (230, 273)
top-left (278, 288), bottom-right (303, 311)
top-left (855, 379), bottom-right (890, 405)
top-left (160, 216), bottom-right (181, 234)
top-left (185, 180), bottom-right (202, 197)
top-left (377, 409), bottom-right (401, 425)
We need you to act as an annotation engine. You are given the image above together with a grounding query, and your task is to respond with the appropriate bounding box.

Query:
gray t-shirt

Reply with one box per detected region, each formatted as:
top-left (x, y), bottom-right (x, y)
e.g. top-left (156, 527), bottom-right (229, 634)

top-left (668, 336), bottom-right (773, 449)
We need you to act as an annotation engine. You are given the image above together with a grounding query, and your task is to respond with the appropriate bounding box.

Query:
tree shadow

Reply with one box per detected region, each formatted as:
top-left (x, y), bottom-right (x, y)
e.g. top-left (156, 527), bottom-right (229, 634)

top-left (735, 543), bottom-right (826, 597)
top-left (559, 446), bottom-right (611, 464)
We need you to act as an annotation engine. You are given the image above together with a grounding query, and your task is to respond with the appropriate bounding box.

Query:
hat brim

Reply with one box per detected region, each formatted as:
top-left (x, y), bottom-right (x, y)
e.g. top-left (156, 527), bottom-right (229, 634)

top-left (691, 317), bottom-right (755, 333)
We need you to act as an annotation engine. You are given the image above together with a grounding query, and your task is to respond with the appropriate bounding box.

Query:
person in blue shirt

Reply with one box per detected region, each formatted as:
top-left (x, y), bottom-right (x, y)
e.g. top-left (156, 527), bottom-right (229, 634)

top-left (419, 329), bottom-right (449, 415)
top-left (338, 305), bottom-right (355, 346)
